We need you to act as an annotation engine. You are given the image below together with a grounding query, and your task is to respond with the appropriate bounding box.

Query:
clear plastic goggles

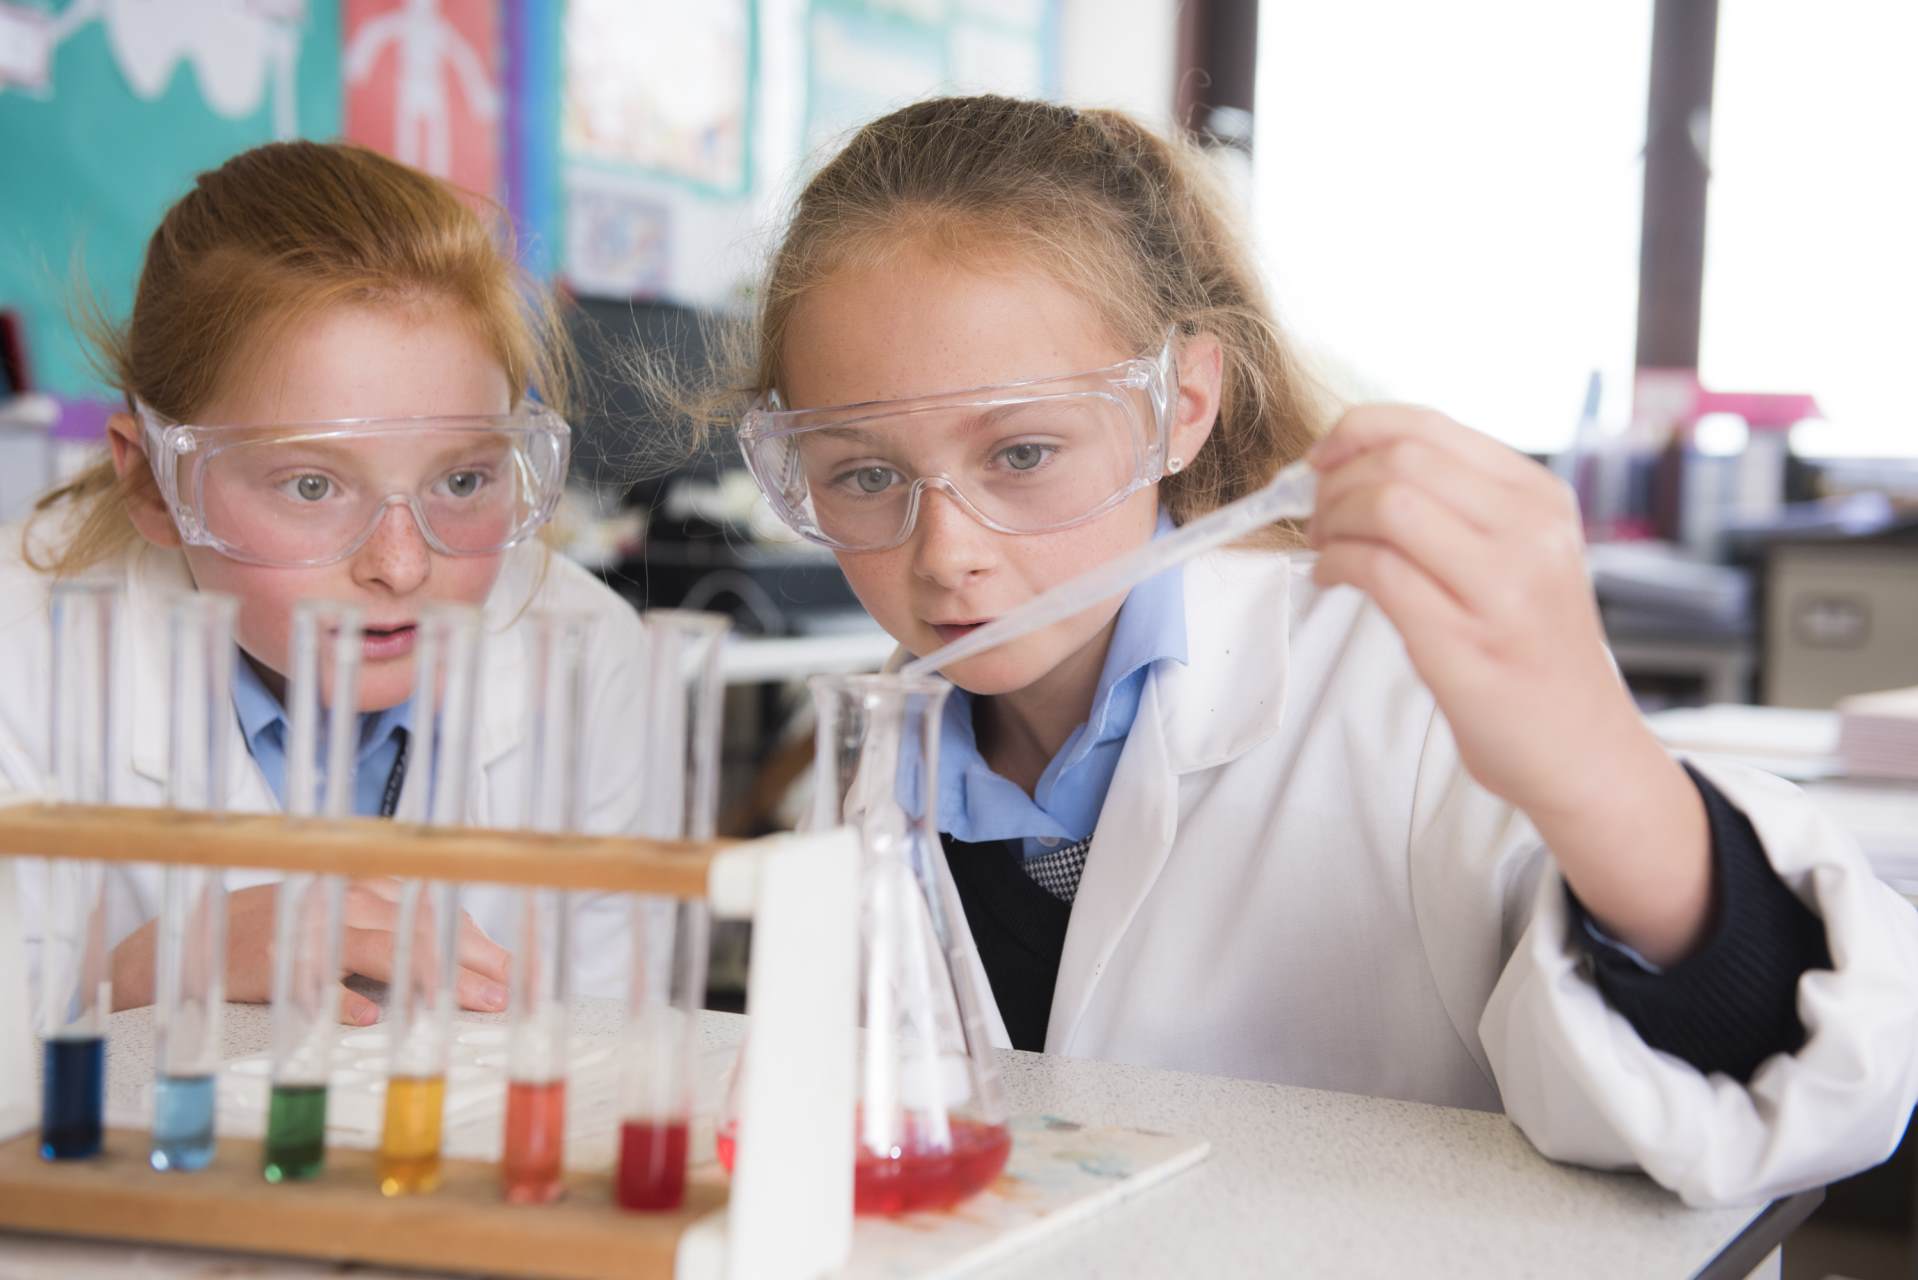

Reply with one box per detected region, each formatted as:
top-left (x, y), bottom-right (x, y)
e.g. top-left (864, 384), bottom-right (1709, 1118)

top-left (134, 403), bottom-right (571, 568)
top-left (738, 334), bottom-right (1178, 552)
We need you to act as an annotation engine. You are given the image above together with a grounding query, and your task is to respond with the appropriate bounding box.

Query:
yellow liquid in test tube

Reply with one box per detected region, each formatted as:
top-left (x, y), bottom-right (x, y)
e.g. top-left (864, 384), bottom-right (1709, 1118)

top-left (378, 1076), bottom-right (446, 1195)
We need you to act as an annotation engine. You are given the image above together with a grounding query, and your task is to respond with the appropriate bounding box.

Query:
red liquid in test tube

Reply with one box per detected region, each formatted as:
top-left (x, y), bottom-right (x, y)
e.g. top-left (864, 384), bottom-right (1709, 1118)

top-left (616, 1118), bottom-right (689, 1211)
top-left (501, 1079), bottom-right (566, 1204)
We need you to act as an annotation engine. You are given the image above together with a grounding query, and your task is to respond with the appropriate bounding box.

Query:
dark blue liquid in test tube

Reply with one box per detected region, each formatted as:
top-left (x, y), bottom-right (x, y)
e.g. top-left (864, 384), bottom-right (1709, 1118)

top-left (41, 1036), bottom-right (105, 1160)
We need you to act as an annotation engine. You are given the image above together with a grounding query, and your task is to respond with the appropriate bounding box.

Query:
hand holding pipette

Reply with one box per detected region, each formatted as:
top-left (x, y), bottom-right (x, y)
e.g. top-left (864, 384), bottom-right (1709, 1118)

top-left (904, 400), bottom-right (1713, 967)
top-left (1306, 405), bottom-right (1711, 967)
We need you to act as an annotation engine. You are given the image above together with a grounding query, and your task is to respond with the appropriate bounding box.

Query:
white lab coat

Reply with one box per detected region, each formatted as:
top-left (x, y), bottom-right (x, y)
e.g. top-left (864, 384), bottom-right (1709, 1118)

top-left (0, 523), bottom-right (647, 998)
top-left (940, 548), bottom-right (1918, 1208)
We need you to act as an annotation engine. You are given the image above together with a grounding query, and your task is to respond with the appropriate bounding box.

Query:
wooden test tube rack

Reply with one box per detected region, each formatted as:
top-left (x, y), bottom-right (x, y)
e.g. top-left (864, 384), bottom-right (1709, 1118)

top-left (0, 803), bottom-right (861, 1280)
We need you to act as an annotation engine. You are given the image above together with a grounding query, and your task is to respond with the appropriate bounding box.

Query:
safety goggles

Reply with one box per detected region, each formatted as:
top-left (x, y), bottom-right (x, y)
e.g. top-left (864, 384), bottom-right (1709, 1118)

top-left (738, 334), bottom-right (1179, 553)
top-left (134, 403), bottom-right (571, 568)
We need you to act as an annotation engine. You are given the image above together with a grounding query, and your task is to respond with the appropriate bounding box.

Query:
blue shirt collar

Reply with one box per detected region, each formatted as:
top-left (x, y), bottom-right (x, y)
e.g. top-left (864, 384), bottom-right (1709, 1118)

top-left (937, 513), bottom-right (1188, 845)
top-left (231, 651), bottom-right (412, 768)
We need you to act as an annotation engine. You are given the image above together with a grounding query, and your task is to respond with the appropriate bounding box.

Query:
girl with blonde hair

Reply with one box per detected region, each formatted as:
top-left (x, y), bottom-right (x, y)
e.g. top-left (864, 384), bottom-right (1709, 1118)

top-left (711, 95), bottom-right (1918, 1206)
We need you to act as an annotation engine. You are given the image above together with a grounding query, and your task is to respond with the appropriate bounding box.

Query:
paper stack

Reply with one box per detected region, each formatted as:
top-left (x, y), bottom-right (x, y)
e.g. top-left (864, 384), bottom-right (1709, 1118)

top-left (1837, 686), bottom-right (1918, 781)
top-left (1645, 704), bottom-right (1841, 782)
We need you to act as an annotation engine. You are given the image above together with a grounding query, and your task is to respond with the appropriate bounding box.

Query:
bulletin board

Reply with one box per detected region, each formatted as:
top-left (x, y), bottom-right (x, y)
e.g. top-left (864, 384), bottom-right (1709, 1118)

top-left (804, 0), bottom-right (1059, 156)
top-left (554, 0), bottom-right (757, 300)
top-left (0, 0), bottom-right (344, 400)
top-left (0, 0), bottom-right (1066, 381)
top-left (560, 0), bottom-right (756, 200)
top-left (343, 0), bottom-right (501, 204)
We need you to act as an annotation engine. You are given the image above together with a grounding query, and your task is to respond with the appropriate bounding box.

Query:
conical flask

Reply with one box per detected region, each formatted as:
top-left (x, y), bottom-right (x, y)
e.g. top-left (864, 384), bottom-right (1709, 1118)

top-left (721, 673), bottom-right (1010, 1214)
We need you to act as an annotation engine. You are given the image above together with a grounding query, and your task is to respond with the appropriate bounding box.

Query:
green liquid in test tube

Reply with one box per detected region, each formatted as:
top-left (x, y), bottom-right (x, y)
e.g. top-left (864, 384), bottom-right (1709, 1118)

top-left (262, 1083), bottom-right (328, 1182)
top-left (261, 601), bottom-right (363, 1183)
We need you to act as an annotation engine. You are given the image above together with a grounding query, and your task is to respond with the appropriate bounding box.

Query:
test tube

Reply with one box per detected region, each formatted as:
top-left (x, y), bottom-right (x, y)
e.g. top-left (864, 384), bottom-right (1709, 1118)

top-left (377, 603), bottom-right (483, 1196)
top-left (262, 601), bottom-right (362, 1183)
top-left (150, 591), bottom-right (239, 1172)
top-left (615, 610), bottom-right (726, 1212)
top-left (39, 581), bottom-right (117, 1161)
top-left (501, 611), bottom-right (593, 1205)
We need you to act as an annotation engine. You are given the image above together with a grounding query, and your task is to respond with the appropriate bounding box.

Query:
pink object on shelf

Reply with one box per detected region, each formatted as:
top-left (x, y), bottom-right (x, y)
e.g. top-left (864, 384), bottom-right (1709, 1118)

top-left (1691, 388), bottom-right (1823, 433)
top-left (51, 398), bottom-right (113, 443)
top-left (1632, 369), bottom-right (1823, 435)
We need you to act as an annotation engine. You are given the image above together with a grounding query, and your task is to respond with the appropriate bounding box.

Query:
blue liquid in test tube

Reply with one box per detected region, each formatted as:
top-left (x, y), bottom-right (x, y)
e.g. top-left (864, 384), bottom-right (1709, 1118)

top-left (151, 1074), bottom-right (218, 1171)
top-left (40, 584), bottom-right (117, 1164)
top-left (41, 1037), bottom-right (105, 1160)
top-left (151, 592), bottom-right (240, 1173)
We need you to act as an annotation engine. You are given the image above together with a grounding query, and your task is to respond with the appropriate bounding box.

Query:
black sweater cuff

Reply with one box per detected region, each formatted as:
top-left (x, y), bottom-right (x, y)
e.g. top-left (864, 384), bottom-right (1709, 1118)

top-left (1566, 762), bottom-right (1832, 1082)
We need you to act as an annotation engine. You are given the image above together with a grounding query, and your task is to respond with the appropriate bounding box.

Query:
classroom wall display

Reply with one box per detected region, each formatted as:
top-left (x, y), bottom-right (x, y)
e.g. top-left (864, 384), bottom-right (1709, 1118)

top-left (343, 0), bottom-right (501, 200)
top-left (0, 0), bottom-right (1065, 390)
top-left (0, 0), bottom-right (343, 399)
top-left (804, 0), bottom-right (945, 155)
top-left (553, 0), bottom-right (756, 302)
top-left (803, 0), bottom-right (1057, 157)
top-left (562, 0), bottom-right (754, 199)
top-left (545, 0), bottom-right (1059, 309)
top-left (501, 0), bottom-right (561, 281)
top-left (564, 180), bottom-right (671, 299)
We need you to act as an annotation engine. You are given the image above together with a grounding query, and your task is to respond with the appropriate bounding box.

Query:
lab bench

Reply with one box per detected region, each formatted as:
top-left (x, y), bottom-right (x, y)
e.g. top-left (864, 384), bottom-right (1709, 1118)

top-left (0, 1001), bottom-right (1814, 1279)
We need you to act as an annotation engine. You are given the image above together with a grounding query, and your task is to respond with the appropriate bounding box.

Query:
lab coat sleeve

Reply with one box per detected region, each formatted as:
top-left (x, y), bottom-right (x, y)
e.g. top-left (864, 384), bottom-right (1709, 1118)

top-left (1565, 763), bottom-right (1831, 1081)
top-left (1411, 704), bottom-right (1918, 1207)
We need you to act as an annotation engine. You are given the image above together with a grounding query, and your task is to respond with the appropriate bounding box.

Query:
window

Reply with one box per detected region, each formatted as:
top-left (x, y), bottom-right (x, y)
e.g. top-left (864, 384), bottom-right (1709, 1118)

top-left (1253, 2), bottom-right (1653, 454)
top-left (1700, 2), bottom-right (1918, 458)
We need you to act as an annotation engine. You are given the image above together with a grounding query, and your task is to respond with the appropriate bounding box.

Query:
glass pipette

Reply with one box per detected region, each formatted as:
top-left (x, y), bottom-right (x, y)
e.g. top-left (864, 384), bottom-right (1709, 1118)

top-left (901, 456), bottom-right (1318, 677)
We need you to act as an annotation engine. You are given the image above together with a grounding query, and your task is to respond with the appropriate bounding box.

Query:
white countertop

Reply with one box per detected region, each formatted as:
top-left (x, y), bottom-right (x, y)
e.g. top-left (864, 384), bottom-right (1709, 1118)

top-left (0, 1002), bottom-right (1784, 1279)
top-left (968, 1049), bottom-right (1771, 1279)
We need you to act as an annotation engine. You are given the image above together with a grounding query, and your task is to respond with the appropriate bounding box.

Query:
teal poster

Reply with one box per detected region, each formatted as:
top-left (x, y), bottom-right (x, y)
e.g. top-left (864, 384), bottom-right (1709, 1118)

top-left (0, 0), bottom-right (344, 399)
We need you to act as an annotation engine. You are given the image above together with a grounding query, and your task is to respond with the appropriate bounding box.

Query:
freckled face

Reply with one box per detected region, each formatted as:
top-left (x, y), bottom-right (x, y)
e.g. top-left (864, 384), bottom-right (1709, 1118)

top-left (176, 304), bottom-right (512, 709)
top-left (780, 250), bottom-right (1159, 697)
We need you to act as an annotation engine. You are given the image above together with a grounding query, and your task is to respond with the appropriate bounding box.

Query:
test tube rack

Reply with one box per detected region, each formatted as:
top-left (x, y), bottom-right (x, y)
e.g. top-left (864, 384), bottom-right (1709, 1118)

top-left (0, 802), bottom-right (861, 1280)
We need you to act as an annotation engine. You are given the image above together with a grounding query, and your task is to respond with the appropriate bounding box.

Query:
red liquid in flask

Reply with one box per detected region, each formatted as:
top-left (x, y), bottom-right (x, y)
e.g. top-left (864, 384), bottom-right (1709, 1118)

top-left (616, 1119), bottom-right (688, 1211)
top-left (717, 1115), bottom-right (1011, 1215)
top-left (502, 1079), bottom-right (566, 1204)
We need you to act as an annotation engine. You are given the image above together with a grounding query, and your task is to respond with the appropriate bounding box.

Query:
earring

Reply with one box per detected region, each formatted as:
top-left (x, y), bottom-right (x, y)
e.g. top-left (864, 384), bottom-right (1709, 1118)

top-left (1167, 455), bottom-right (1185, 474)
